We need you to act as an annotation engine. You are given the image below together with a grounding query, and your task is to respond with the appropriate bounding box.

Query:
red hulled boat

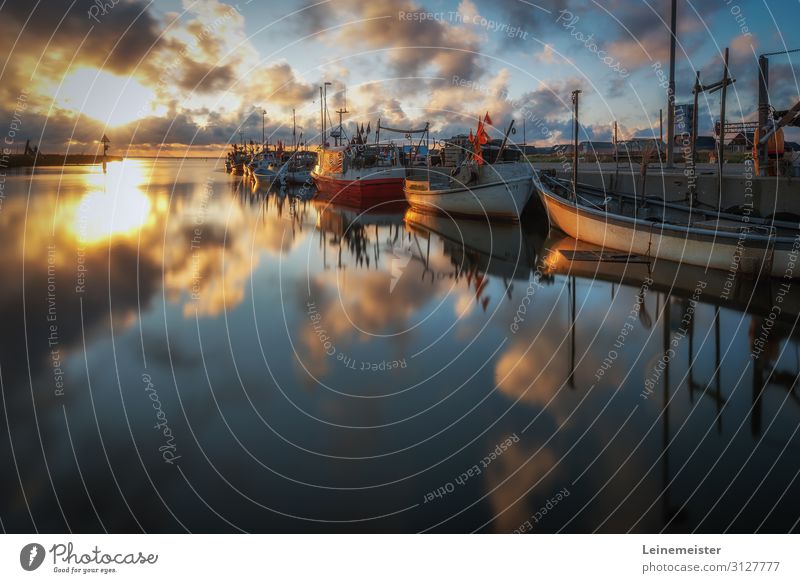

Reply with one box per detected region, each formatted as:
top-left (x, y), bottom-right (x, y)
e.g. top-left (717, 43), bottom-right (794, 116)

top-left (311, 120), bottom-right (430, 209)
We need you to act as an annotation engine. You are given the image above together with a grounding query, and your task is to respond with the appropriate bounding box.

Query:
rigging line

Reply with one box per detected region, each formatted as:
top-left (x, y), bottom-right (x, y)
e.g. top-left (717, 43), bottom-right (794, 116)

top-left (761, 48), bottom-right (800, 57)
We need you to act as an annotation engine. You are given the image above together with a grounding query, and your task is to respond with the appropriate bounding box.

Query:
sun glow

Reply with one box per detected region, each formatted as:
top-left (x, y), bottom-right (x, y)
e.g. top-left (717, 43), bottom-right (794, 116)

top-left (54, 68), bottom-right (155, 127)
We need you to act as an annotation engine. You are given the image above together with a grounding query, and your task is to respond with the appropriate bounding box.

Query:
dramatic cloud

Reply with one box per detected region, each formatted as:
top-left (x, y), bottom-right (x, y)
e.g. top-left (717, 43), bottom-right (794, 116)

top-left (1, 0), bottom-right (796, 153)
top-left (298, 0), bottom-right (485, 80)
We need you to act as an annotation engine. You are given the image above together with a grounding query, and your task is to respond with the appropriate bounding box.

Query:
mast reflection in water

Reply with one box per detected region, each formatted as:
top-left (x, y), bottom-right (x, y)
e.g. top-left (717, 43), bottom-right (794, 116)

top-left (1, 159), bottom-right (798, 533)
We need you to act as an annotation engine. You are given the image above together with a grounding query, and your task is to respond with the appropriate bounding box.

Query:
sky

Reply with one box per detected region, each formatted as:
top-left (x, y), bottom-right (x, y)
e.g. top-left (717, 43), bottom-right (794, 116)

top-left (0, 0), bottom-right (798, 156)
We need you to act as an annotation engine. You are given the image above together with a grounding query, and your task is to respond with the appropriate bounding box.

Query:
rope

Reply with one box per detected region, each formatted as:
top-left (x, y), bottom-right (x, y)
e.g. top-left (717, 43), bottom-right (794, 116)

top-left (761, 48), bottom-right (800, 57)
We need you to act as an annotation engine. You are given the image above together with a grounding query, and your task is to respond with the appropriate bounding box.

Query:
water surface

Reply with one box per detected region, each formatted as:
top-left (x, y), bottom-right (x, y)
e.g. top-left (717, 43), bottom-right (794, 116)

top-left (1, 158), bottom-right (798, 533)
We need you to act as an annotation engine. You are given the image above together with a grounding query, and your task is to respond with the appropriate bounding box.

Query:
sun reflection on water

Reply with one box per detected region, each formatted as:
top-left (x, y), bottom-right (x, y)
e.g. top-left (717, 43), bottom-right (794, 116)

top-left (68, 160), bottom-right (153, 244)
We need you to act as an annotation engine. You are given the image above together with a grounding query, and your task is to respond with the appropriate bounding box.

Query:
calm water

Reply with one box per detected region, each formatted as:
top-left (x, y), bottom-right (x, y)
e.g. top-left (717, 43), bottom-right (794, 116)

top-left (1, 158), bottom-right (798, 533)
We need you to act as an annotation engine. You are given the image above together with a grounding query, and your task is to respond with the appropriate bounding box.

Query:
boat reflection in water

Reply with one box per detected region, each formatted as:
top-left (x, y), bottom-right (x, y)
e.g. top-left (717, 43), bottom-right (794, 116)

top-left (1, 160), bottom-right (799, 534)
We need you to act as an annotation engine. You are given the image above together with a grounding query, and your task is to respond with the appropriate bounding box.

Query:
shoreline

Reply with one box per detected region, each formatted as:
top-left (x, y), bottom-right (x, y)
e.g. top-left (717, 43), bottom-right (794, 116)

top-left (0, 154), bottom-right (124, 168)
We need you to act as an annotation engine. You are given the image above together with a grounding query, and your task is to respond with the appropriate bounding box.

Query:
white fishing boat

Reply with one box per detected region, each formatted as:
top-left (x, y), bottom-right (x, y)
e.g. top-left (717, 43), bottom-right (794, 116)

top-left (275, 151), bottom-right (316, 184)
top-left (404, 162), bottom-right (534, 220)
top-left (252, 152), bottom-right (281, 181)
top-left (534, 173), bottom-right (800, 278)
top-left (404, 116), bottom-right (534, 220)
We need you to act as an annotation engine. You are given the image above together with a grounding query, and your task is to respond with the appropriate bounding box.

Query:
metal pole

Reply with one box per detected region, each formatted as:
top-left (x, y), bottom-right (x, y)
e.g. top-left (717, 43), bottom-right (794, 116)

top-left (572, 90), bottom-right (581, 200)
top-left (324, 82), bottom-right (331, 146)
top-left (613, 120), bottom-right (620, 193)
top-left (319, 86), bottom-right (323, 147)
top-left (718, 47), bottom-right (729, 211)
top-left (690, 71), bottom-right (700, 205)
top-left (757, 55), bottom-right (769, 176)
top-left (660, 108), bottom-right (663, 143)
top-left (666, 0), bottom-right (677, 168)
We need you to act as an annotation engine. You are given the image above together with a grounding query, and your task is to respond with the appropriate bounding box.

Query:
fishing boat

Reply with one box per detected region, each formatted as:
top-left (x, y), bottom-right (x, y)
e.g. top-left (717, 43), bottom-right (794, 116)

top-left (252, 151), bottom-right (281, 182)
top-left (405, 163), bottom-right (534, 220)
top-left (227, 147), bottom-right (247, 174)
top-left (534, 172), bottom-right (800, 278)
top-left (403, 116), bottom-right (535, 220)
top-left (312, 119), bottom-right (429, 208)
top-left (312, 145), bottom-right (406, 205)
top-left (275, 150), bottom-right (316, 184)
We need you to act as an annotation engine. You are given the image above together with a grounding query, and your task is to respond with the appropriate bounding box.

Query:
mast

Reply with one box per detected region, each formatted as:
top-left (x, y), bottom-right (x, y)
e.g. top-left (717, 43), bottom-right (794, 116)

top-left (665, 0), bottom-right (677, 168)
top-left (335, 86), bottom-right (348, 147)
top-left (319, 86), bottom-right (324, 147)
top-left (323, 82), bottom-right (332, 145)
top-left (497, 119), bottom-right (515, 163)
top-left (718, 47), bottom-right (730, 212)
top-left (690, 71), bottom-right (700, 205)
top-left (757, 55), bottom-right (769, 176)
top-left (571, 90), bottom-right (581, 200)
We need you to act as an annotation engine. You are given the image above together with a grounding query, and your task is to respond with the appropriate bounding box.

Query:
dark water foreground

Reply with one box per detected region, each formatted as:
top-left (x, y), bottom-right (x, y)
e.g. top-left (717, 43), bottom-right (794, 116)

top-left (0, 159), bottom-right (798, 533)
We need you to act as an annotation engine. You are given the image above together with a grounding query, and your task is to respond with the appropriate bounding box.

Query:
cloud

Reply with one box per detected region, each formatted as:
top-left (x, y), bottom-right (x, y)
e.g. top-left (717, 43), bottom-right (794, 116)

top-left (239, 63), bottom-right (318, 108)
top-left (297, 0), bottom-right (484, 81)
top-left (0, 0), bottom-right (163, 86)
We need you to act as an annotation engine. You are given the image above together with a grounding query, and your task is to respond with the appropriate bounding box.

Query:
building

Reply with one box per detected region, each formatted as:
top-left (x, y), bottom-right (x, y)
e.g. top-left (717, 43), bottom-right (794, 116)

top-left (728, 132), bottom-right (754, 152)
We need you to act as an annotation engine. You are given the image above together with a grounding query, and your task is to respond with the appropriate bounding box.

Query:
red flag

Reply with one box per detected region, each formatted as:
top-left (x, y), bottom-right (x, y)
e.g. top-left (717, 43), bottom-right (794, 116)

top-left (468, 129), bottom-right (474, 143)
top-left (484, 111), bottom-right (493, 127)
top-left (473, 117), bottom-right (485, 165)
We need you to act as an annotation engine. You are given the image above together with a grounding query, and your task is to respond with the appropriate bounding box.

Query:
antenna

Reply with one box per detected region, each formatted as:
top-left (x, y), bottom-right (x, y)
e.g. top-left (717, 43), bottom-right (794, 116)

top-left (335, 103), bottom-right (349, 147)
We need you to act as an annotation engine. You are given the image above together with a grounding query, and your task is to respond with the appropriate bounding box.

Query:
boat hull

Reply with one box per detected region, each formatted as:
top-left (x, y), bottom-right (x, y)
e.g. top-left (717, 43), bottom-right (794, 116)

top-left (535, 179), bottom-right (800, 278)
top-left (284, 170), bottom-right (312, 184)
top-left (404, 175), bottom-right (534, 220)
top-left (312, 171), bottom-right (406, 207)
top-left (253, 169), bottom-right (279, 180)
